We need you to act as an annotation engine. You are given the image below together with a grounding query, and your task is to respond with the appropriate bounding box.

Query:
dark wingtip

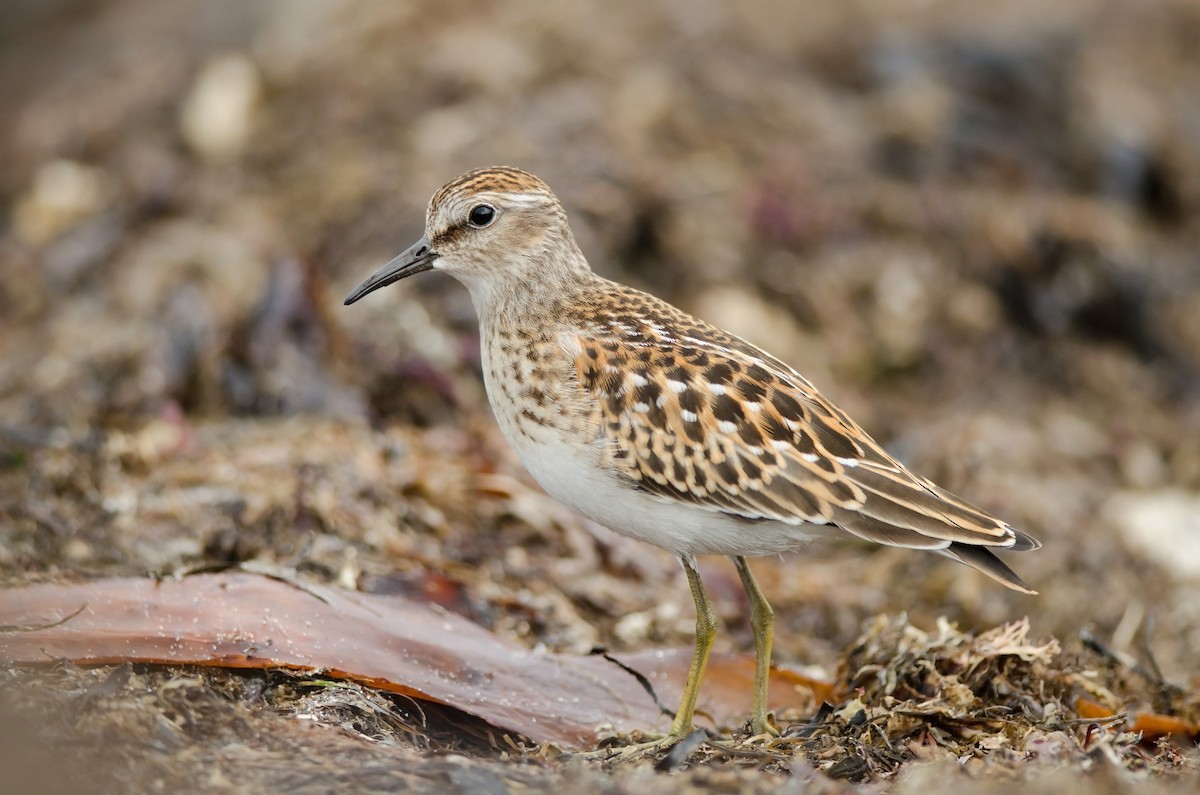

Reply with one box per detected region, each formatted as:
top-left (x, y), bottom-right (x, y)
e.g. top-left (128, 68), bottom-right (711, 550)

top-left (1008, 528), bottom-right (1042, 552)
top-left (940, 543), bottom-right (1038, 595)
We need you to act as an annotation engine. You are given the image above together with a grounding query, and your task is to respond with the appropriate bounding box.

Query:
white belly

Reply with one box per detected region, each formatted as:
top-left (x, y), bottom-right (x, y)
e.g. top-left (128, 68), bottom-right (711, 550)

top-left (508, 428), bottom-right (828, 557)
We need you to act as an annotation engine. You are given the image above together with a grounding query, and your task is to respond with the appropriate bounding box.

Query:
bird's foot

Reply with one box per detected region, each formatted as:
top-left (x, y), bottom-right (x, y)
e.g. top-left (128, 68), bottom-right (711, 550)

top-left (745, 711), bottom-right (781, 740)
top-left (571, 727), bottom-right (710, 764)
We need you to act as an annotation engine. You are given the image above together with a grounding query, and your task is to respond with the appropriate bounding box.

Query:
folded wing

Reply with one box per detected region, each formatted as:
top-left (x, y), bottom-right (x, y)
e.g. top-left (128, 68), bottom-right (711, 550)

top-left (569, 307), bottom-right (1039, 592)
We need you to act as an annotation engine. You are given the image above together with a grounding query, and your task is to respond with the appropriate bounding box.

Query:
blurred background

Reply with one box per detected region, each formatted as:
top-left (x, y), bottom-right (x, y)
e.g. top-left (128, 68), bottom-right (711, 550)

top-left (2, 0), bottom-right (1199, 685)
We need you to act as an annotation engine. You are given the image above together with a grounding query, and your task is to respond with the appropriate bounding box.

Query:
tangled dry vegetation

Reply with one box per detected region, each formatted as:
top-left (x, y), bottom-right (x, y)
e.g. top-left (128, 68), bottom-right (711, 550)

top-left (2, 0), bottom-right (1199, 792)
top-left (584, 616), bottom-right (1199, 781)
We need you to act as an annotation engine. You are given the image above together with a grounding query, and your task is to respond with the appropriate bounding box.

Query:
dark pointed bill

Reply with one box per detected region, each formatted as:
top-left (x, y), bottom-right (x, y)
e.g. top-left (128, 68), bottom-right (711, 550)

top-left (343, 236), bottom-right (436, 305)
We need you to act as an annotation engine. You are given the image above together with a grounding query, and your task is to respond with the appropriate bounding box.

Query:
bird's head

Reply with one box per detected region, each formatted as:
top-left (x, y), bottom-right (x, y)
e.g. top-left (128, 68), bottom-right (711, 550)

top-left (344, 166), bottom-right (589, 308)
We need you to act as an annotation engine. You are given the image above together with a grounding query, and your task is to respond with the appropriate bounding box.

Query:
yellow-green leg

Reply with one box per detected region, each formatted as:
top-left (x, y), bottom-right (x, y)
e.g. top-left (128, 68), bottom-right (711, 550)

top-left (732, 555), bottom-right (777, 736)
top-left (668, 553), bottom-right (718, 738)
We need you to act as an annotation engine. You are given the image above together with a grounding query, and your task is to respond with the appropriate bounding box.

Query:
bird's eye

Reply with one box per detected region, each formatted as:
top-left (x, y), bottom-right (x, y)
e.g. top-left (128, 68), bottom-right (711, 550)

top-left (468, 204), bottom-right (496, 228)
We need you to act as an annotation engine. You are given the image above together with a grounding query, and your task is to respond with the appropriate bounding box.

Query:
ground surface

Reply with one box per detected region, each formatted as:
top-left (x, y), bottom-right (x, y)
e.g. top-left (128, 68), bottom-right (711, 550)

top-left (1, 0), bottom-right (1199, 792)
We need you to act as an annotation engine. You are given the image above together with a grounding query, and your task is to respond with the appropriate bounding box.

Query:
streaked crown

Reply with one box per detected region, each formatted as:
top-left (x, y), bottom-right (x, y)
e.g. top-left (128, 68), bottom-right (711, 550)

top-left (429, 166), bottom-right (557, 213)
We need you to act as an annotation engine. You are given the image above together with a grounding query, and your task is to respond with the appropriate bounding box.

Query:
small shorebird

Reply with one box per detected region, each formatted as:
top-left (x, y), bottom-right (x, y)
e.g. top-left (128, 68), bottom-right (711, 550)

top-left (345, 167), bottom-right (1039, 742)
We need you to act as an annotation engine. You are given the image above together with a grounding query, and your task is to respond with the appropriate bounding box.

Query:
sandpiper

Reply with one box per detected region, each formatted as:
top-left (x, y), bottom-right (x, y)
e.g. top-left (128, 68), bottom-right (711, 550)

top-left (344, 166), bottom-right (1039, 742)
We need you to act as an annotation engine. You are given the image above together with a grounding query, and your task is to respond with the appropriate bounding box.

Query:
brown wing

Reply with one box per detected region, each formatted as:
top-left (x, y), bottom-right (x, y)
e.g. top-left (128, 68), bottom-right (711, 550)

top-left (568, 306), bottom-right (1039, 562)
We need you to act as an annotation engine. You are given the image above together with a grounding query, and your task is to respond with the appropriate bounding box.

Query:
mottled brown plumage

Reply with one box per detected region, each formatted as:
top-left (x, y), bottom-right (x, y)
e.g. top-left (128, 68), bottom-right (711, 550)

top-left (345, 166), bottom-right (1040, 743)
top-left (566, 282), bottom-right (1038, 576)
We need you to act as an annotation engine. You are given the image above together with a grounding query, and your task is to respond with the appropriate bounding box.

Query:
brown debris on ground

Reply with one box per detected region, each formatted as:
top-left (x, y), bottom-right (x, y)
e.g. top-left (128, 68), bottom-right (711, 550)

top-left (2, 610), bottom-right (1196, 792)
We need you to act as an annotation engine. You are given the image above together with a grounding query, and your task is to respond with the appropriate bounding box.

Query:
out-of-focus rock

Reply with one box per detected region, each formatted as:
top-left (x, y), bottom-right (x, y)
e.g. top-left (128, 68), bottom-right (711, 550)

top-left (12, 160), bottom-right (111, 246)
top-left (179, 54), bottom-right (262, 162)
top-left (1110, 489), bottom-right (1200, 580)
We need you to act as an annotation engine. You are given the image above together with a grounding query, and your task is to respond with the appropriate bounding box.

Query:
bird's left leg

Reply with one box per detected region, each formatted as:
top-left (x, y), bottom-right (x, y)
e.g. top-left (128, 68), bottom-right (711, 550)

top-left (732, 555), bottom-right (778, 736)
